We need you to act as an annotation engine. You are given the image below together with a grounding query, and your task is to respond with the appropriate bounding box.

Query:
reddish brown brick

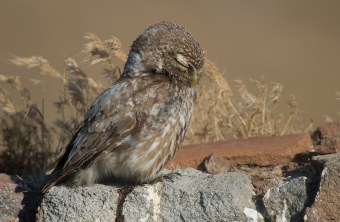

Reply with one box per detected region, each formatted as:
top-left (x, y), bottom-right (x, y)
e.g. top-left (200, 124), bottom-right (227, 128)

top-left (167, 133), bottom-right (313, 170)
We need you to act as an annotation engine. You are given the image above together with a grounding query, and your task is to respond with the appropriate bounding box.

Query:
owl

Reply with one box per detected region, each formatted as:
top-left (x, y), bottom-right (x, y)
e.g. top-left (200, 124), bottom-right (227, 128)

top-left (41, 21), bottom-right (204, 192)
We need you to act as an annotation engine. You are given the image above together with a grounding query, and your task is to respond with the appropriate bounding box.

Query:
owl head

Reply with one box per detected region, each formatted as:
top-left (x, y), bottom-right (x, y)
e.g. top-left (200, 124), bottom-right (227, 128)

top-left (123, 21), bottom-right (205, 87)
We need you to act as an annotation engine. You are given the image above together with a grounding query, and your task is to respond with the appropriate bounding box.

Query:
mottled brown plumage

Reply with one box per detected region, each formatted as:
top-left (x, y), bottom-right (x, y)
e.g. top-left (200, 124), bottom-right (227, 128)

top-left (41, 21), bottom-right (204, 192)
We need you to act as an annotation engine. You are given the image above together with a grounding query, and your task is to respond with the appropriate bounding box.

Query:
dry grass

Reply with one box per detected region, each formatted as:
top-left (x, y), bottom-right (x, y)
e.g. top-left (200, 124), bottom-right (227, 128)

top-left (325, 91), bottom-right (340, 123)
top-left (184, 59), bottom-right (314, 144)
top-left (0, 33), bottom-right (314, 176)
top-left (0, 74), bottom-right (52, 175)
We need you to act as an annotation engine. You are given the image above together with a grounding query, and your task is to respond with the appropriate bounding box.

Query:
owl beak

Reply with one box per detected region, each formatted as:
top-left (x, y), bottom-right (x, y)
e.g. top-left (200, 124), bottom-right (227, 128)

top-left (190, 68), bottom-right (198, 87)
top-left (187, 62), bottom-right (198, 87)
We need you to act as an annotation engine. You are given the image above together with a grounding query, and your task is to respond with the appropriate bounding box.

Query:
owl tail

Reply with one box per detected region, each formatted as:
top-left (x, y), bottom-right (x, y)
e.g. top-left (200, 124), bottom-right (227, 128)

top-left (40, 171), bottom-right (59, 193)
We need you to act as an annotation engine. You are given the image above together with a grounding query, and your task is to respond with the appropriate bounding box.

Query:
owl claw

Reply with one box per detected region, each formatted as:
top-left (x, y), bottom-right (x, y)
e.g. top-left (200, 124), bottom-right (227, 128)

top-left (153, 171), bottom-right (181, 183)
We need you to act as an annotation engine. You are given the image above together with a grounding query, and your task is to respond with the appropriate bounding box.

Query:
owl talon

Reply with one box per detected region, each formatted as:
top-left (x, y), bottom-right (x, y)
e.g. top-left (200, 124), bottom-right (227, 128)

top-left (164, 172), bottom-right (181, 182)
top-left (153, 171), bottom-right (181, 183)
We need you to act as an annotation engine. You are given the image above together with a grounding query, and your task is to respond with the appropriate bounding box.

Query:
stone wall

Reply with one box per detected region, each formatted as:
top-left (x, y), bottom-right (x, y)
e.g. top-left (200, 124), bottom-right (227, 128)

top-left (1, 123), bottom-right (340, 222)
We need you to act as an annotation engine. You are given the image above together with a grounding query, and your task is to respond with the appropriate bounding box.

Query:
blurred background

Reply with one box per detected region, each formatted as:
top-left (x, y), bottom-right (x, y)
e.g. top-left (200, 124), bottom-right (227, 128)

top-left (1, 0), bottom-right (339, 126)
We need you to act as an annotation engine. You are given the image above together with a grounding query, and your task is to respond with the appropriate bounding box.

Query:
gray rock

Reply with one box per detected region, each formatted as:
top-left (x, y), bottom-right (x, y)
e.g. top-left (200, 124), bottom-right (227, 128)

top-left (263, 176), bottom-right (308, 222)
top-left (0, 177), bottom-right (23, 222)
top-left (305, 152), bottom-right (340, 221)
top-left (37, 168), bottom-right (262, 222)
top-left (122, 183), bottom-right (162, 222)
top-left (0, 174), bottom-right (43, 222)
top-left (124, 168), bottom-right (261, 222)
top-left (36, 185), bottom-right (119, 222)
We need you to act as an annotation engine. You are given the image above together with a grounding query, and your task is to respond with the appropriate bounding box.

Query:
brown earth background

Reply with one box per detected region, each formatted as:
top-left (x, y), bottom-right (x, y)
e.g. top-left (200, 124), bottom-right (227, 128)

top-left (0, 1), bottom-right (339, 126)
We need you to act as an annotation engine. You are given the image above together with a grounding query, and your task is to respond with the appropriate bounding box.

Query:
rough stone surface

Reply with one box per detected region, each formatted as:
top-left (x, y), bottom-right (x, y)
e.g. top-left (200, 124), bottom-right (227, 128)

top-left (122, 184), bottom-right (161, 222)
top-left (263, 176), bottom-right (308, 222)
top-left (305, 152), bottom-right (340, 221)
top-left (167, 133), bottom-right (312, 169)
top-left (0, 174), bottom-right (43, 222)
top-left (199, 153), bottom-right (231, 174)
top-left (37, 185), bottom-right (119, 222)
top-left (124, 168), bottom-right (261, 222)
top-left (312, 122), bottom-right (340, 139)
top-left (313, 136), bottom-right (340, 154)
top-left (0, 174), bottom-right (23, 222)
top-left (37, 168), bottom-right (262, 222)
top-left (312, 122), bottom-right (340, 154)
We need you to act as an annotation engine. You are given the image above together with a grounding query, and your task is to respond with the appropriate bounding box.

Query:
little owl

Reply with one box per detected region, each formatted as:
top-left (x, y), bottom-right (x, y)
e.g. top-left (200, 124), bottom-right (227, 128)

top-left (41, 21), bottom-right (204, 192)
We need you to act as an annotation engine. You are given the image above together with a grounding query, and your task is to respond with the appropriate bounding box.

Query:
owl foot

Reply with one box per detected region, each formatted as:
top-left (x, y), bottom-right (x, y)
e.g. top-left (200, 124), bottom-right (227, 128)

top-left (152, 171), bottom-right (181, 183)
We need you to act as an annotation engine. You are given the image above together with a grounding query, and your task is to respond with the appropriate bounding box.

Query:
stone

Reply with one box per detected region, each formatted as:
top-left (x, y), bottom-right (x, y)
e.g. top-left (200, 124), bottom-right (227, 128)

top-left (124, 168), bottom-right (262, 222)
top-left (198, 153), bottom-right (231, 174)
top-left (0, 174), bottom-right (22, 222)
top-left (0, 173), bottom-right (44, 222)
top-left (305, 152), bottom-right (340, 221)
top-left (36, 185), bottom-right (119, 222)
top-left (312, 122), bottom-right (340, 140)
top-left (0, 173), bottom-right (15, 184)
top-left (241, 165), bottom-right (283, 195)
top-left (263, 176), bottom-right (308, 222)
top-left (37, 168), bottom-right (263, 222)
top-left (167, 133), bottom-right (312, 169)
top-left (313, 136), bottom-right (340, 154)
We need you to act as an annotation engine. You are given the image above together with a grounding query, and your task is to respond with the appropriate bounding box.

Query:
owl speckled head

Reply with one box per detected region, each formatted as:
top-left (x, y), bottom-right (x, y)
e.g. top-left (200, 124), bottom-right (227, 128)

top-left (123, 21), bottom-right (204, 86)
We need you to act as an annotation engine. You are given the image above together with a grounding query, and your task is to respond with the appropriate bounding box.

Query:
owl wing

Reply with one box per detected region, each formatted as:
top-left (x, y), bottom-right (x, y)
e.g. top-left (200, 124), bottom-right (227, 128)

top-left (55, 111), bottom-right (137, 174)
top-left (42, 75), bottom-right (163, 191)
